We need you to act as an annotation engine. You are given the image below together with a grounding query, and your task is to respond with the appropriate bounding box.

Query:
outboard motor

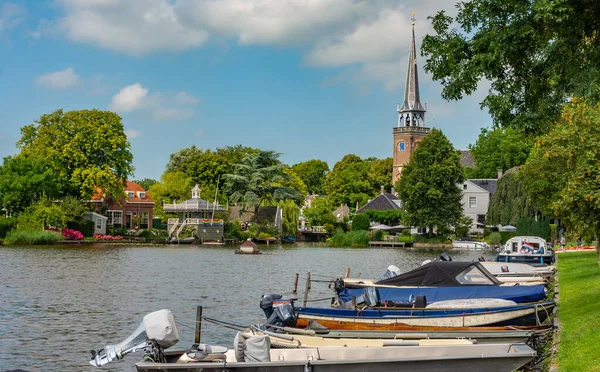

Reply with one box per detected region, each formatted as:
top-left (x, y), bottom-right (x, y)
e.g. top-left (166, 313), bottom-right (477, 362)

top-left (379, 265), bottom-right (401, 280)
top-left (90, 309), bottom-right (179, 367)
top-left (440, 252), bottom-right (453, 261)
top-left (362, 287), bottom-right (380, 307)
top-left (261, 294), bottom-right (296, 328)
top-left (260, 294), bottom-right (283, 319)
top-left (333, 278), bottom-right (346, 293)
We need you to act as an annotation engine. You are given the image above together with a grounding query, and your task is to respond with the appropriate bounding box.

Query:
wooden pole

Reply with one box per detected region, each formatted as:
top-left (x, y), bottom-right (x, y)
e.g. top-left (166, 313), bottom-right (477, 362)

top-left (345, 268), bottom-right (351, 278)
top-left (194, 306), bottom-right (203, 344)
top-left (303, 272), bottom-right (311, 307)
top-left (292, 273), bottom-right (299, 293)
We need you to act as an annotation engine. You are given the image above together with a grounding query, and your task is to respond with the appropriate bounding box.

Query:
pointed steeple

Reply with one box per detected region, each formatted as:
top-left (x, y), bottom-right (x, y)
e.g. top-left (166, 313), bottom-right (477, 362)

top-left (397, 13), bottom-right (426, 127)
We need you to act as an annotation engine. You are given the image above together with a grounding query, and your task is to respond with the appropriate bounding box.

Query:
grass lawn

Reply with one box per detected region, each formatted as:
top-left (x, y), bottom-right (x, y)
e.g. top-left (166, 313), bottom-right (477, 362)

top-left (556, 251), bottom-right (600, 371)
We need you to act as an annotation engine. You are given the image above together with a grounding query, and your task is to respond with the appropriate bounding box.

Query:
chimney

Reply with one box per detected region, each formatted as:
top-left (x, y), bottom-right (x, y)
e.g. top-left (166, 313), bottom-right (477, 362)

top-left (380, 185), bottom-right (385, 194)
top-left (497, 169), bottom-right (503, 179)
top-left (391, 187), bottom-right (396, 195)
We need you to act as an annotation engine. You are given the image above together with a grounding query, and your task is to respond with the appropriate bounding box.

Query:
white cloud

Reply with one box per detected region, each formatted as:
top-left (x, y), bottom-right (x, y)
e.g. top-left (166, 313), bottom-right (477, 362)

top-left (0, 2), bottom-right (26, 37)
top-left (109, 84), bottom-right (200, 121)
top-left (56, 0), bottom-right (208, 55)
top-left (35, 67), bottom-right (81, 89)
top-left (109, 83), bottom-right (149, 113)
top-left (125, 129), bottom-right (141, 139)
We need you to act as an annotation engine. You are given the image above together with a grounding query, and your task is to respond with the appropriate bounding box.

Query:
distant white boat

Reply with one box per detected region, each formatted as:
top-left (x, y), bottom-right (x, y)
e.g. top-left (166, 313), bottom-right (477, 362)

top-left (495, 236), bottom-right (555, 264)
top-left (452, 237), bottom-right (491, 250)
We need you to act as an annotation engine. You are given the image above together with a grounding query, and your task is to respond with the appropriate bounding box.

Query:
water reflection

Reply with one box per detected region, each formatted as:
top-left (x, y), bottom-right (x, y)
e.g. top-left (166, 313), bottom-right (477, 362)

top-left (0, 244), bottom-right (493, 371)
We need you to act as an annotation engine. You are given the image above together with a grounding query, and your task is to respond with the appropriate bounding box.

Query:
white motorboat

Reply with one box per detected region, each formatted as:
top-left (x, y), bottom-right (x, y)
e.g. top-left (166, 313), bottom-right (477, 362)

top-left (495, 236), bottom-right (555, 264)
top-left (452, 237), bottom-right (491, 250)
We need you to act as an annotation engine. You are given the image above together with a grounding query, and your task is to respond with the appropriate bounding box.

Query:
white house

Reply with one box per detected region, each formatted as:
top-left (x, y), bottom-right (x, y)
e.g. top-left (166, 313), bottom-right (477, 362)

top-left (460, 179), bottom-right (498, 233)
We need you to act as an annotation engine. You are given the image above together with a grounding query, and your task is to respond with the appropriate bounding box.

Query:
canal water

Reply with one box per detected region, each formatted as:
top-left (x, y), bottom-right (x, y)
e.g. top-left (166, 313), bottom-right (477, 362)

top-left (0, 244), bottom-right (495, 371)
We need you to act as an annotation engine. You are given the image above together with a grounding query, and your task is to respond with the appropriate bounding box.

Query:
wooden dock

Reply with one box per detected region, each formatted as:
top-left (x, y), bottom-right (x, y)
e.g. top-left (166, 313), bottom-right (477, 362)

top-left (368, 241), bottom-right (407, 247)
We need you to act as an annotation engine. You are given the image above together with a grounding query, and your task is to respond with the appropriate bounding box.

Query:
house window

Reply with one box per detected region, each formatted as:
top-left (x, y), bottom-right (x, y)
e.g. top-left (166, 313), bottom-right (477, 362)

top-left (469, 197), bottom-right (476, 208)
top-left (138, 192), bottom-right (146, 199)
top-left (140, 212), bottom-right (149, 229)
top-left (477, 214), bottom-right (486, 227)
top-left (107, 210), bottom-right (122, 228)
top-left (96, 218), bottom-right (102, 231)
top-left (127, 191), bottom-right (135, 198)
top-left (463, 184), bottom-right (468, 190)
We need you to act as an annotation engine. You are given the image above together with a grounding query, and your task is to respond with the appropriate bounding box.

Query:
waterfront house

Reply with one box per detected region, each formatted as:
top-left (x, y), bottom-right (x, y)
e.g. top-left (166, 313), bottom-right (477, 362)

top-left (461, 171), bottom-right (501, 233)
top-left (229, 205), bottom-right (283, 236)
top-left (163, 184), bottom-right (228, 242)
top-left (356, 186), bottom-right (402, 214)
top-left (91, 180), bottom-right (154, 231)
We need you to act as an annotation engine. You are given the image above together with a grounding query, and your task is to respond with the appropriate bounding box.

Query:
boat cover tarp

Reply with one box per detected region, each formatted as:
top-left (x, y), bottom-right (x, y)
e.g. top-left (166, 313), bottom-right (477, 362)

top-left (296, 301), bottom-right (555, 318)
top-left (339, 284), bottom-right (546, 304)
top-left (375, 261), bottom-right (501, 287)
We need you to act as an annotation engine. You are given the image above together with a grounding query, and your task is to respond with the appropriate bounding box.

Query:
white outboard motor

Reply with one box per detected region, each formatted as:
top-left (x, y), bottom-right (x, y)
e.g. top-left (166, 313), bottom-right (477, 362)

top-left (379, 265), bottom-right (401, 280)
top-left (90, 309), bottom-right (179, 367)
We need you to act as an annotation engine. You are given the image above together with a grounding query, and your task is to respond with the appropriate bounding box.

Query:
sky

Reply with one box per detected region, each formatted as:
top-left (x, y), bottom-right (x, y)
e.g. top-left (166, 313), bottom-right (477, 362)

top-left (0, 0), bottom-right (493, 181)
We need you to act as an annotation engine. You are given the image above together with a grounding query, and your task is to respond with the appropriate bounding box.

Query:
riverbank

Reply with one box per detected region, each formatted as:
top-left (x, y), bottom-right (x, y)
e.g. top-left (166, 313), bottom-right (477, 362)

top-left (555, 251), bottom-right (600, 371)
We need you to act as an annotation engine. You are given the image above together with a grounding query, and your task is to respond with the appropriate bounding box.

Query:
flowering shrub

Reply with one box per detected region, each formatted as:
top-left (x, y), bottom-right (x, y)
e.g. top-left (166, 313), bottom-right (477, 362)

top-left (93, 234), bottom-right (123, 241)
top-left (62, 228), bottom-right (84, 240)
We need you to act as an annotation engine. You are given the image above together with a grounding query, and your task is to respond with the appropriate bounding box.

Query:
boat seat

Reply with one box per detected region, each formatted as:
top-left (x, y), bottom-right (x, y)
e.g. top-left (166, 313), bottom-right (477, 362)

top-left (185, 343), bottom-right (227, 361)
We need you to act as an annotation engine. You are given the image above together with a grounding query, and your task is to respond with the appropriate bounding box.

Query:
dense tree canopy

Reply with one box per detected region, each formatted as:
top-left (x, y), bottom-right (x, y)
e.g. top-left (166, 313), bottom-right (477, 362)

top-left (302, 197), bottom-right (335, 227)
top-left (133, 178), bottom-right (158, 191)
top-left (291, 159), bottom-right (329, 195)
top-left (16, 109), bottom-right (134, 199)
top-left (223, 150), bottom-right (301, 211)
top-left (486, 169), bottom-right (539, 226)
top-left (520, 100), bottom-right (600, 248)
top-left (467, 127), bottom-right (535, 179)
top-left (396, 129), bottom-right (464, 235)
top-left (367, 157), bottom-right (394, 191)
top-left (422, 0), bottom-right (600, 133)
top-left (148, 172), bottom-right (195, 218)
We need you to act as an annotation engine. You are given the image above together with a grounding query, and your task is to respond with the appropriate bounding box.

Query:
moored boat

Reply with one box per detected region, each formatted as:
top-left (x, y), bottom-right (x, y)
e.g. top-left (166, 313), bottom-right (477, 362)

top-left (494, 236), bottom-right (555, 264)
top-left (452, 237), bottom-right (491, 250)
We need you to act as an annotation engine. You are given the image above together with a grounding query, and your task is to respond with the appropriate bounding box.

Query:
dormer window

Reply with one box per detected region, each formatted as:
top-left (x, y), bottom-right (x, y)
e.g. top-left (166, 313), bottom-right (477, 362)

top-left (463, 184), bottom-right (468, 190)
top-left (138, 192), bottom-right (146, 199)
top-left (127, 191), bottom-right (135, 198)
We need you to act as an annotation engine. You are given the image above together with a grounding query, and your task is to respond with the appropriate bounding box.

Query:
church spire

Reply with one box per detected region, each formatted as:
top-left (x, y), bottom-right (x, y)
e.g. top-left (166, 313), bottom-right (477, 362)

top-left (397, 13), bottom-right (426, 127)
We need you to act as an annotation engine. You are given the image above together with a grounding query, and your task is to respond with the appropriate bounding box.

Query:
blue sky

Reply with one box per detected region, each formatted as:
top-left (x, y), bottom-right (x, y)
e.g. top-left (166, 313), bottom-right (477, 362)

top-left (0, 0), bottom-right (492, 180)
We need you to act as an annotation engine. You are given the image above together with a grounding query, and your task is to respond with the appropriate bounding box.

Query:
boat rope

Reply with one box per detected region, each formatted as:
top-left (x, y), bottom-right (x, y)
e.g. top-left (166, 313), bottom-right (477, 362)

top-left (305, 296), bottom-right (334, 303)
top-left (201, 316), bottom-right (247, 331)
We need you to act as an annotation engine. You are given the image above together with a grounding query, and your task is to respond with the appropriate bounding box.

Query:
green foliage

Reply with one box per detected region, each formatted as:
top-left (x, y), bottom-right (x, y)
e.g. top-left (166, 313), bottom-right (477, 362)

top-left (133, 178), bottom-right (158, 191)
top-left (396, 129), bottom-right (465, 236)
top-left (421, 1), bottom-right (600, 133)
top-left (0, 217), bottom-right (17, 238)
top-left (500, 232), bottom-right (516, 244)
top-left (148, 172), bottom-right (194, 219)
top-left (302, 197), bottom-right (335, 226)
top-left (487, 232), bottom-right (502, 245)
top-left (520, 101), bottom-right (600, 241)
top-left (67, 219), bottom-right (94, 237)
top-left (4, 228), bottom-right (62, 245)
top-left (291, 159), bottom-right (329, 194)
top-left (468, 128), bottom-right (535, 178)
top-left (363, 210), bottom-right (405, 226)
top-left (17, 199), bottom-right (68, 229)
top-left (516, 218), bottom-right (551, 241)
top-left (487, 171), bottom-right (540, 225)
top-left (0, 155), bottom-right (61, 215)
top-left (372, 229), bottom-right (384, 241)
top-left (454, 215), bottom-right (473, 238)
top-left (224, 150), bottom-right (301, 211)
top-left (224, 220), bottom-right (245, 240)
top-left (279, 200), bottom-right (300, 236)
top-left (273, 167), bottom-right (307, 206)
top-left (60, 195), bottom-right (90, 225)
top-left (16, 109), bottom-right (133, 199)
top-left (367, 157), bottom-right (393, 192)
top-left (324, 154), bottom-right (373, 207)
top-left (329, 230), bottom-right (370, 247)
top-left (351, 213), bottom-right (370, 231)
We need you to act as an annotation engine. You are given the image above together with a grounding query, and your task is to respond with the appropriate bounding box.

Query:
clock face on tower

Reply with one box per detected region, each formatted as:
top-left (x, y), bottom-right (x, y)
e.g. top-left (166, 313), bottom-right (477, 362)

top-left (398, 141), bottom-right (405, 151)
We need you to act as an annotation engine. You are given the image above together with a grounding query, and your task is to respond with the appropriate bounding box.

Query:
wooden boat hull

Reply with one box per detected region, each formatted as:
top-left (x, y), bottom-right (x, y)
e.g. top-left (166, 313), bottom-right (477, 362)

top-left (136, 343), bottom-right (535, 372)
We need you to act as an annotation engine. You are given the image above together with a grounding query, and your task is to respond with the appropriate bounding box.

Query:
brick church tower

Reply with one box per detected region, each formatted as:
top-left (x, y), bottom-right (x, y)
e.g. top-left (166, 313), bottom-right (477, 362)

top-left (392, 15), bottom-right (430, 182)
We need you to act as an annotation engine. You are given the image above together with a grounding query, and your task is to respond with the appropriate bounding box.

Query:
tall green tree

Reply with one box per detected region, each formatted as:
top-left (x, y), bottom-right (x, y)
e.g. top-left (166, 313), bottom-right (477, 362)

top-left (0, 155), bottom-right (60, 215)
top-left (324, 154), bottom-right (372, 207)
top-left (468, 128), bottom-right (535, 179)
top-left (279, 199), bottom-right (300, 236)
top-left (302, 197), bottom-right (335, 227)
top-left (291, 159), bottom-right (329, 195)
top-left (223, 150), bottom-right (300, 212)
top-left (520, 100), bottom-right (600, 254)
top-left (487, 169), bottom-right (539, 225)
top-left (16, 109), bottom-right (134, 199)
top-left (148, 172), bottom-right (195, 219)
top-left (395, 129), bottom-right (464, 236)
top-left (421, 1), bottom-right (600, 133)
top-left (367, 157), bottom-right (393, 192)
top-left (133, 178), bottom-right (158, 191)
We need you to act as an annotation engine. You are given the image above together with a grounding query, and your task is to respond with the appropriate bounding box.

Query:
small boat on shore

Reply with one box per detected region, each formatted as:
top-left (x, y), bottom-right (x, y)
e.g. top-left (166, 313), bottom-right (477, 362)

top-left (481, 262), bottom-right (555, 278)
top-left (235, 239), bottom-right (262, 255)
top-left (452, 237), bottom-right (491, 250)
top-left (495, 236), bottom-right (555, 264)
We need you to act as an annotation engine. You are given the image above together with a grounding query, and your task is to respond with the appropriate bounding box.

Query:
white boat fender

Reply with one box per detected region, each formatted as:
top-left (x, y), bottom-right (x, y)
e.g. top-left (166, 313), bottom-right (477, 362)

top-left (186, 343), bottom-right (227, 361)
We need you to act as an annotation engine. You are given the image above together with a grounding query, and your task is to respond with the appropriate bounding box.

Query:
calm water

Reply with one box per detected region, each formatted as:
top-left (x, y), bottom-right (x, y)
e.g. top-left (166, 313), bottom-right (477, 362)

top-left (0, 244), bottom-right (494, 371)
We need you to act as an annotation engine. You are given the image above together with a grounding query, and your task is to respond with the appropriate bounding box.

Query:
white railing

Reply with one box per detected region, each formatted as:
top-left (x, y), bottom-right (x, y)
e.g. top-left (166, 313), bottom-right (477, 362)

top-left (168, 221), bottom-right (180, 237)
top-left (163, 203), bottom-right (225, 211)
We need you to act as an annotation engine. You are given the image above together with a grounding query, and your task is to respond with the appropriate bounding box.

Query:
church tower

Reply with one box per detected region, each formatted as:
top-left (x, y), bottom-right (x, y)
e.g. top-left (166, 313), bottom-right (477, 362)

top-left (393, 14), bottom-right (430, 182)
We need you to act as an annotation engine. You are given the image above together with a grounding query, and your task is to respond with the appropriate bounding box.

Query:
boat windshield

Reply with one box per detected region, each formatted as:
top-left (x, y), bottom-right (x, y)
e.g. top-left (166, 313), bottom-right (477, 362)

top-left (455, 266), bottom-right (496, 285)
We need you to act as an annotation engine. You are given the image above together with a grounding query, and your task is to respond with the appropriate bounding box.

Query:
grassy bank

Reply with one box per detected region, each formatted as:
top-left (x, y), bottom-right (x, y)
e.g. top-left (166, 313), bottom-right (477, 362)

top-left (3, 228), bottom-right (62, 245)
top-left (556, 251), bottom-right (600, 371)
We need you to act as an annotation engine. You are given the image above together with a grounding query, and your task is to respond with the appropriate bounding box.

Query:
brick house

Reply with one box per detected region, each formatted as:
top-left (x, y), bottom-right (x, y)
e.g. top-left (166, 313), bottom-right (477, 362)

top-left (91, 180), bottom-right (154, 230)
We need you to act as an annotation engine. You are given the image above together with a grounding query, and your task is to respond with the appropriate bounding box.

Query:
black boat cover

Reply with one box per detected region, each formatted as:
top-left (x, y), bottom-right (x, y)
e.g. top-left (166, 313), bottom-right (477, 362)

top-left (375, 261), bottom-right (501, 287)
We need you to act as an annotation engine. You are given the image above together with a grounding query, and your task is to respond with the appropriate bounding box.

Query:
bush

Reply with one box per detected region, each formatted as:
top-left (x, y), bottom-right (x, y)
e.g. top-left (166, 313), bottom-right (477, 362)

top-left (351, 214), bottom-right (370, 231)
top-left (4, 228), bottom-right (62, 245)
top-left (62, 228), bottom-right (84, 240)
top-left (329, 230), bottom-right (370, 247)
top-left (67, 219), bottom-right (94, 237)
top-left (372, 229), bottom-right (384, 241)
top-left (487, 232), bottom-right (502, 245)
top-left (0, 217), bottom-right (17, 238)
top-left (93, 234), bottom-right (123, 241)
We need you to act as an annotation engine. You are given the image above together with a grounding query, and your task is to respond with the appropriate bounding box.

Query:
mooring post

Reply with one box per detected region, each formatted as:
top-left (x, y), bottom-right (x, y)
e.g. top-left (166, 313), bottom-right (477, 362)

top-left (194, 306), bottom-right (203, 344)
top-left (303, 272), bottom-right (311, 307)
top-left (345, 268), bottom-right (351, 278)
top-left (292, 273), bottom-right (299, 293)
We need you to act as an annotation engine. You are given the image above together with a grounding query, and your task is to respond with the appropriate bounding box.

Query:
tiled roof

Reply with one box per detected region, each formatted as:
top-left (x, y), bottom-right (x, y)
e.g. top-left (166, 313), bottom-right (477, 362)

top-left (90, 180), bottom-right (153, 203)
top-left (469, 179), bottom-right (498, 195)
top-left (357, 193), bottom-right (403, 213)
top-left (460, 150), bottom-right (475, 168)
